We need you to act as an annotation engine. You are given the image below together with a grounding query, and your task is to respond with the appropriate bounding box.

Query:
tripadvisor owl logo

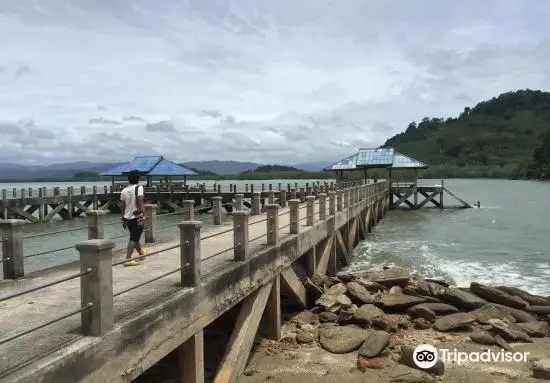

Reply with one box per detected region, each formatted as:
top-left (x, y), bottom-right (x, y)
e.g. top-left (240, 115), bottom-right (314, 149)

top-left (413, 344), bottom-right (438, 369)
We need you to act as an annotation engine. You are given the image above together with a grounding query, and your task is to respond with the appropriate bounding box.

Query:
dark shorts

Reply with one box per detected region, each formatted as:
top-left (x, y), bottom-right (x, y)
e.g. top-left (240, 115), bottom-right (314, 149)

top-left (126, 218), bottom-right (143, 242)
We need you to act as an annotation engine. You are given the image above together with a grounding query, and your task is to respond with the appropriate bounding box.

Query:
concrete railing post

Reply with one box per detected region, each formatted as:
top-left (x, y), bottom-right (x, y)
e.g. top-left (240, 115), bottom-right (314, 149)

top-left (328, 191), bottom-right (336, 216)
top-left (0, 219), bottom-right (25, 279)
top-left (233, 211), bottom-right (249, 261)
top-left (234, 194), bottom-right (244, 211)
top-left (87, 210), bottom-right (106, 240)
top-left (336, 190), bottom-right (343, 212)
top-left (299, 188), bottom-right (305, 203)
top-left (179, 221), bottom-right (201, 287)
top-left (144, 204), bottom-right (157, 243)
top-left (183, 200), bottom-right (195, 221)
top-left (349, 187), bottom-right (355, 206)
top-left (279, 190), bottom-right (287, 208)
top-left (288, 200), bottom-right (300, 234)
top-left (265, 204), bottom-right (279, 245)
top-left (212, 196), bottom-right (223, 225)
top-left (251, 192), bottom-right (261, 215)
top-left (77, 239), bottom-right (115, 336)
top-left (268, 190), bottom-right (275, 205)
top-left (318, 193), bottom-right (327, 220)
top-left (290, 189), bottom-right (297, 200)
top-left (306, 196), bottom-right (315, 226)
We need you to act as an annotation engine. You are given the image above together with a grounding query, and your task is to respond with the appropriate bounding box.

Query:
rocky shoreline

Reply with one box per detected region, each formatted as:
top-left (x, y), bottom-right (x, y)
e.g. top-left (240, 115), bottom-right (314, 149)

top-left (245, 267), bottom-right (550, 382)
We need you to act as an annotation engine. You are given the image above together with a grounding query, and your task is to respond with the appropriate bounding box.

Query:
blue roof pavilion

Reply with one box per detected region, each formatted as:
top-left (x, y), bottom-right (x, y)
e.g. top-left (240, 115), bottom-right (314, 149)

top-left (99, 156), bottom-right (198, 177)
top-left (324, 148), bottom-right (428, 171)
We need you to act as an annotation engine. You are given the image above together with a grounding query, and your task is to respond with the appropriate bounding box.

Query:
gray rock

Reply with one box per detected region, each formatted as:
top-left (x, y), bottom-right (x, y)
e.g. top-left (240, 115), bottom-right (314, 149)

top-left (347, 281), bottom-right (375, 303)
top-left (336, 271), bottom-right (357, 282)
top-left (532, 359), bottom-right (550, 380)
top-left (418, 303), bottom-right (459, 315)
top-left (494, 334), bottom-right (512, 351)
top-left (358, 330), bottom-right (391, 357)
top-left (517, 321), bottom-right (548, 337)
top-left (407, 305), bottom-right (436, 322)
top-left (389, 364), bottom-right (435, 382)
top-left (380, 294), bottom-right (427, 309)
top-left (367, 267), bottom-right (411, 286)
top-left (296, 331), bottom-right (315, 344)
top-left (489, 319), bottom-right (533, 343)
top-left (315, 283), bottom-right (350, 312)
top-left (413, 318), bottom-right (432, 330)
top-left (399, 346), bottom-right (445, 376)
top-left (319, 311), bottom-right (339, 323)
top-left (298, 323), bottom-right (316, 332)
top-left (318, 325), bottom-right (368, 353)
top-left (496, 286), bottom-right (550, 306)
top-left (354, 278), bottom-right (385, 293)
top-left (318, 322), bottom-right (338, 328)
top-left (469, 331), bottom-right (496, 345)
top-left (291, 311), bottom-right (318, 326)
top-left (425, 278), bottom-right (451, 288)
top-left (470, 282), bottom-right (528, 309)
top-left (492, 303), bottom-right (538, 323)
top-left (525, 305), bottom-right (550, 315)
top-left (471, 303), bottom-right (516, 324)
top-left (389, 286), bottom-right (403, 295)
top-left (443, 287), bottom-right (487, 310)
top-left (355, 304), bottom-right (385, 325)
top-left (434, 313), bottom-right (475, 331)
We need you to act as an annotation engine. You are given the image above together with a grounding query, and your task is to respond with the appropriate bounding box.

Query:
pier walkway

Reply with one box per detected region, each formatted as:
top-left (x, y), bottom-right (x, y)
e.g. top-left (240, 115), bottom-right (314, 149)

top-left (0, 181), bottom-right (390, 383)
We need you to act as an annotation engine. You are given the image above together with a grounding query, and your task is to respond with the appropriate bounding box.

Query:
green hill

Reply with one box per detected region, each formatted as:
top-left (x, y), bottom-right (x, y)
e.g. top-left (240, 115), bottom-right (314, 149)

top-left (382, 89), bottom-right (550, 178)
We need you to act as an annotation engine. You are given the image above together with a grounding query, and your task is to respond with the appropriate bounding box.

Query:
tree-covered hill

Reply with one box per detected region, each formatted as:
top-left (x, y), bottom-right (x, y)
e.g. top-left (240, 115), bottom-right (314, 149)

top-left (382, 89), bottom-right (550, 178)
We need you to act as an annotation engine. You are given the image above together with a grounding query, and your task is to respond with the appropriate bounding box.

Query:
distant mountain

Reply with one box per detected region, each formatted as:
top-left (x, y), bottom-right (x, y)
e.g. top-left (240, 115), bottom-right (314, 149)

top-left (293, 161), bottom-right (334, 172)
top-left (181, 160), bottom-right (262, 175)
top-left (0, 161), bottom-right (120, 180)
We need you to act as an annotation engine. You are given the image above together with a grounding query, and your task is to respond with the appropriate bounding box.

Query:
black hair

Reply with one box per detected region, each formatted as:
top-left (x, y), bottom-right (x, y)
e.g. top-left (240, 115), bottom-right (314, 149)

top-left (128, 170), bottom-right (141, 185)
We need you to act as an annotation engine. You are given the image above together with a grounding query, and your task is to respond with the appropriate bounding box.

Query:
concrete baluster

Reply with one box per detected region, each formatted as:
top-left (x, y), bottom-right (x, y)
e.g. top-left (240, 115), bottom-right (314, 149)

top-left (336, 190), bottom-right (343, 212)
top-left (77, 239), bottom-right (115, 336)
top-left (288, 200), bottom-right (300, 234)
top-left (290, 188), bottom-right (297, 200)
top-left (178, 221), bottom-right (201, 287)
top-left (328, 191), bottom-right (336, 216)
top-left (0, 219), bottom-right (25, 279)
top-left (183, 200), bottom-right (195, 221)
top-left (318, 193), bottom-right (327, 220)
top-left (265, 204), bottom-right (279, 246)
top-left (234, 194), bottom-right (244, 211)
top-left (299, 187), bottom-right (305, 203)
top-left (87, 210), bottom-right (106, 240)
top-left (305, 196), bottom-right (315, 226)
top-left (279, 190), bottom-right (287, 208)
top-left (268, 190), bottom-right (275, 204)
top-left (233, 211), bottom-right (249, 261)
top-left (251, 192), bottom-right (261, 215)
top-left (144, 204), bottom-right (157, 243)
top-left (212, 196), bottom-right (223, 225)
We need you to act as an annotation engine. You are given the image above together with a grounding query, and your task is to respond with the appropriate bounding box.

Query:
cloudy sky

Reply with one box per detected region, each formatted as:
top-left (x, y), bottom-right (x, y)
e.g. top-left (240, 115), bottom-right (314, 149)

top-left (1, 0), bottom-right (550, 165)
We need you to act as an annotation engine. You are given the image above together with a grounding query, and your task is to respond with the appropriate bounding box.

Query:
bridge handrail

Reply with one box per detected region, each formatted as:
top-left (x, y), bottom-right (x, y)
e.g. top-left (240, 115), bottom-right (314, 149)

top-left (0, 181), bottom-right (389, 346)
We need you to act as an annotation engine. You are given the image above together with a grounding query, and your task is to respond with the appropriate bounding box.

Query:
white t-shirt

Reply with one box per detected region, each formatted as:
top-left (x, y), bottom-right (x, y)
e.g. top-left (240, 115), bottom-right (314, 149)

top-left (120, 184), bottom-right (144, 220)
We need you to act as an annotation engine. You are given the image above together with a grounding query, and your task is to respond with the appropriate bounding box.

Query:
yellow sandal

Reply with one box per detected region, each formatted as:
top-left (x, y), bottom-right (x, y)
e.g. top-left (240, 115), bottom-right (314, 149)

top-left (124, 260), bottom-right (141, 267)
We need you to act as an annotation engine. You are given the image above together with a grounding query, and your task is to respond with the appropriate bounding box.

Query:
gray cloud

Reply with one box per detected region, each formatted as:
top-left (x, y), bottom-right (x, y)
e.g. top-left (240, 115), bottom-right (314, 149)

top-left (1, 1), bottom-right (550, 165)
top-left (88, 117), bottom-right (121, 125)
top-left (145, 120), bottom-right (177, 132)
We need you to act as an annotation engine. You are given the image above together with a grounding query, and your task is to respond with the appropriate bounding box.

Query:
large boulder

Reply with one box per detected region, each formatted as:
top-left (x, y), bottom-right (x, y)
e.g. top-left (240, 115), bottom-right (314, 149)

top-left (517, 321), bottom-right (548, 338)
top-left (318, 325), bottom-right (368, 353)
top-left (433, 313), bottom-right (475, 331)
top-left (525, 306), bottom-right (550, 315)
top-left (470, 282), bottom-right (527, 309)
top-left (442, 287), bottom-right (487, 310)
top-left (491, 303), bottom-right (538, 323)
top-left (415, 303), bottom-right (459, 316)
top-left (358, 330), bottom-right (391, 357)
top-left (347, 281), bottom-right (375, 304)
top-left (379, 294), bottom-right (427, 310)
top-left (470, 303), bottom-right (516, 324)
top-left (531, 359), bottom-right (550, 380)
top-left (366, 268), bottom-right (411, 286)
top-left (488, 319), bottom-right (532, 343)
top-left (355, 304), bottom-right (385, 325)
top-left (407, 305), bottom-right (436, 322)
top-left (469, 331), bottom-right (497, 345)
top-left (495, 286), bottom-right (550, 306)
top-left (314, 283), bottom-right (349, 312)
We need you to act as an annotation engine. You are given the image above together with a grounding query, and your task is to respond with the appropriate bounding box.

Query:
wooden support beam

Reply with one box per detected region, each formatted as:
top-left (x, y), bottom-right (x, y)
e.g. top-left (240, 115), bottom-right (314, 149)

top-left (8, 206), bottom-right (39, 223)
top-left (417, 190), bottom-right (441, 209)
top-left (264, 275), bottom-right (281, 340)
top-left (315, 235), bottom-right (334, 276)
top-left (392, 192), bottom-right (415, 209)
top-left (214, 281), bottom-right (273, 383)
top-left (179, 330), bottom-right (204, 383)
top-left (280, 268), bottom-right (307, 308)
top-left (335, 229), bottom-right (351, 265)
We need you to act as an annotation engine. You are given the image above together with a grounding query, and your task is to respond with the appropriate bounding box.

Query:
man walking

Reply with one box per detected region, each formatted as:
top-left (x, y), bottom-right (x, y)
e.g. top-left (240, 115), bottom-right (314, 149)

top-left (120, 170), bottom-right (147, 266)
